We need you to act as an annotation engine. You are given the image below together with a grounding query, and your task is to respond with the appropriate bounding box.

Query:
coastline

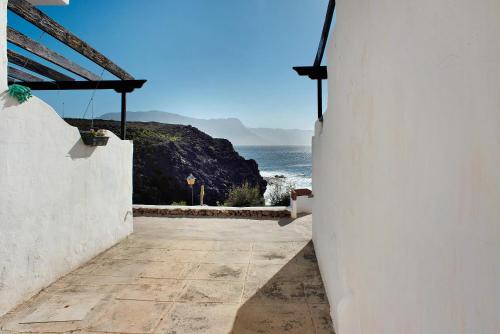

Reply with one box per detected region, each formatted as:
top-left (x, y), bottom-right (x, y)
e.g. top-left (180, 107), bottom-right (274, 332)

top-left (235, 146), bottom-right (312, 204)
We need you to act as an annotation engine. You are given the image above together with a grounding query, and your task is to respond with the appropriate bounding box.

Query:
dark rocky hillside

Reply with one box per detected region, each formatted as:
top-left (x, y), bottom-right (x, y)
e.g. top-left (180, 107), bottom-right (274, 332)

top-left (65, 119), bottom-right (267, 205)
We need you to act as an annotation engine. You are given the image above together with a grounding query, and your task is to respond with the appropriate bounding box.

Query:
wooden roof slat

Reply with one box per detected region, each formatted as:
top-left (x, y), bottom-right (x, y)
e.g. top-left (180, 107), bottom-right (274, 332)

top-left (7, 27), bottom-right (101, 81)
top-left (314, 0), bottom-right (335, 67)
top-left (8, 0), bottom-right (134, 80)
top-left (8, 65), bottom-right (44, 82)
top-left (17, 79), bottom-right (147, 93)
top-left (8, 49), bottom-right (74, 81)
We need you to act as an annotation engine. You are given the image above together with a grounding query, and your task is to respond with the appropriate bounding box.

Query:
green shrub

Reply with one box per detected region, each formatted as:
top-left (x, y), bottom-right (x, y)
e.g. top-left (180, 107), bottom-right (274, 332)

top-left (225, 182), bottom-right (264, 207)
top-left (268, 180), bottom-right (294, 206)
top-left (171, 200), bottom-right (187, 206)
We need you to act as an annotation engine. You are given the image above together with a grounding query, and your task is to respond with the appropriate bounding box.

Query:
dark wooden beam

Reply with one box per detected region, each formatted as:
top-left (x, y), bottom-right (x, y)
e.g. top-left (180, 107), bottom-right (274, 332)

top-left (293, 66), bottom-right (327, 80)
top-left (8, 66), bottom-right (44, 82)
top-left (121, 92), bottom-right (127, 140)
top-left (293, 1), bottom-right (334, 121)
top-left (7, 27), bottom-right (101, 81)
top-left (8, 0), bottom-right (134, 80)
top-left (317, 79), bottom-right (323, 121)
top-left (8, 49), bottom-right (74, 81)
top-left (314, 0), bottom-right (335, 67)
top-left (15, 79), bottom-right (147, 93)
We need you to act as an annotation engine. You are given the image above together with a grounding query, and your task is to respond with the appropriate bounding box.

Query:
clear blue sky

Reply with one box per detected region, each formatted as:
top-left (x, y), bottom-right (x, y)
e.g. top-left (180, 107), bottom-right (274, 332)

top-left (8, 0), bottom-right (330, 130)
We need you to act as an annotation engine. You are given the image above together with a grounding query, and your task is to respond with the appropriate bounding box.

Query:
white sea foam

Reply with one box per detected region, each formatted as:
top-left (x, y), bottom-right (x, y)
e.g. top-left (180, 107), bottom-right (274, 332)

top-left (261, 171), bottom-right (311, 205)
top-left (289, 164), bottom-right (312, 168)
top-left (261, 171), bottom-right (312, 190)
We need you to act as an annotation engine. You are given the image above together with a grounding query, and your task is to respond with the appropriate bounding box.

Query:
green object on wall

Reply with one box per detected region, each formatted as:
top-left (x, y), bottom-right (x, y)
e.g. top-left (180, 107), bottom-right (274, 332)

top-left (8, 84), bottom-right (32, 103)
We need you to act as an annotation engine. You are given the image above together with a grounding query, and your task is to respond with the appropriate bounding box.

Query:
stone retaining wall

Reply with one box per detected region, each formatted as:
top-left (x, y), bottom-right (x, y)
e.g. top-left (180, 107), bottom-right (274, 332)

top-left (133, 205), bottom-right (290, 219)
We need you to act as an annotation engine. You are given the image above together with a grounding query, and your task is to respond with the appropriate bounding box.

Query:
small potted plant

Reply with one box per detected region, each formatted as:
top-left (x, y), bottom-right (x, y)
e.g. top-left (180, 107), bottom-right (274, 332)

top-left (80, 129), bottom-right (109, 146)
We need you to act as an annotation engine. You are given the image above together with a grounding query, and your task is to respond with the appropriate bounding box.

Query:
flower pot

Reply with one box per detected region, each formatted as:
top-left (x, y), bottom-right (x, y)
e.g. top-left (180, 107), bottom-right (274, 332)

top-left (80, 131), bottom-right (109, 146)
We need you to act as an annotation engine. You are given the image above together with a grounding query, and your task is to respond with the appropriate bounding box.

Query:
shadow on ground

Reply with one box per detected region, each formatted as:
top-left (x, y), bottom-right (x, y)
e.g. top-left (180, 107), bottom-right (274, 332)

top-left (278, 212), bottom-right (310, 227)
top-left (231, 241), bottom-right (335, 333)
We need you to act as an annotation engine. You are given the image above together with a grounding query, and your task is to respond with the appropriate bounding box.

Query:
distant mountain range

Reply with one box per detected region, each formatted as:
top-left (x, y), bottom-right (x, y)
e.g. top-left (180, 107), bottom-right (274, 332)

top-left (99, 111), bottom-right (313, 146)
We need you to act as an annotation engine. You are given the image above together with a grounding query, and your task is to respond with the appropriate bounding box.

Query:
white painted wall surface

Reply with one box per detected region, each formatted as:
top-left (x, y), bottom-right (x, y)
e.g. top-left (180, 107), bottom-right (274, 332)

top-left (0, 94), bottom-right (133, 316)
top-left (291, 196), bottom-right (313, 218)
top-left (312, 1), bottom-right (500, 333)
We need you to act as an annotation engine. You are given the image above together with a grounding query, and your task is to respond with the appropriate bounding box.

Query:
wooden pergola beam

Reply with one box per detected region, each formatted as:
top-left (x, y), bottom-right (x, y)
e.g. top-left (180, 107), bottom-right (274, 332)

top-left (8, 65), bottom-right (44, 82)
top-left (293, 0), bottom-right (335, 121)
top-left (314, 0), bottom-right (335, 67)
top-left (8, 0), bottom-right (134, 80)
top-left (293, 66), bottom-right (327, 80)
top-left (14, 79), bottom-right (146, 140)
top-left (7, 27), bottom-right (101, 81)
top-left (16, 79), bottom-right (146, 93)
top-left (8, 49), bottom-right (74, 81)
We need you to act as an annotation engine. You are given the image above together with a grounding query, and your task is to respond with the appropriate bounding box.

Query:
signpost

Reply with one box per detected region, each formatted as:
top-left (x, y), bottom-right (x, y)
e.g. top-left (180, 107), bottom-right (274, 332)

top-left (186, 174), bottom-right (196, 206)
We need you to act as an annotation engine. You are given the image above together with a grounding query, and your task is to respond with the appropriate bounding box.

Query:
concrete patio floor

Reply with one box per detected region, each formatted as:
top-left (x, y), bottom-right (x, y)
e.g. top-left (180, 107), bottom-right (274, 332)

top-left (0, 214), bottom-right (334, 334)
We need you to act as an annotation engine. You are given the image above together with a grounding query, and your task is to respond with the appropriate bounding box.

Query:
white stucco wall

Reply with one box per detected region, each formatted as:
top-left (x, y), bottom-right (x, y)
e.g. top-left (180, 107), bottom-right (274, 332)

top-left (0, 0), bottom-right (131, 316)
top-left (313, 1), bottom-right (500, 333)
top-left (0, 94), bottom-right (133, 316)
top-left (291, 196), bottom-right (313, 218)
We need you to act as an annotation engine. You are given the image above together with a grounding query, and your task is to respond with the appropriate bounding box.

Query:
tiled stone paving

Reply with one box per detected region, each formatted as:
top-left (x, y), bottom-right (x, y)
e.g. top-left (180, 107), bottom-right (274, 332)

top-left (0, 214), bottom-right (334, 333)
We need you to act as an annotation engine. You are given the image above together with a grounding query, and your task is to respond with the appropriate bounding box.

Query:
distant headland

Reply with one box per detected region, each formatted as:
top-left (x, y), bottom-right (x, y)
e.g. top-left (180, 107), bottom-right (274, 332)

top-left (99, 111), bottom-right (313, 146)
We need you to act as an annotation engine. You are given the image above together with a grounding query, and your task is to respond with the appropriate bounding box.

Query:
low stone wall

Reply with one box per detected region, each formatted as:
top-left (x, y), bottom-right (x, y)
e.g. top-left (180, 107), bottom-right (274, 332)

top-left (133, 205), bottom-right (290, 218)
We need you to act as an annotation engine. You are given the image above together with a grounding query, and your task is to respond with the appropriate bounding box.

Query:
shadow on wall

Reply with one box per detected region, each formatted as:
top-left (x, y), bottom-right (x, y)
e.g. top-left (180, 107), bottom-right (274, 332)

top-left (0, 91), bottom-right (20, 108)
top-left (231, 241), bottom-right (335, 333)
top-left (67, 139), bottom-right (97, 159)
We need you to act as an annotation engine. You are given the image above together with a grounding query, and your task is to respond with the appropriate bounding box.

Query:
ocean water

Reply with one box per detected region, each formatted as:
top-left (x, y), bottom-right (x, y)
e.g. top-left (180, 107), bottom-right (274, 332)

top-left (235, 146), bottom-right (312, 190)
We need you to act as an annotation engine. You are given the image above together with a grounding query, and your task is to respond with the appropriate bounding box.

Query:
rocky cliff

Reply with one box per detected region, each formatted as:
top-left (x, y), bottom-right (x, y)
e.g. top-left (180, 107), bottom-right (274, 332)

top-left (65, 119), bottom-right (267, 205)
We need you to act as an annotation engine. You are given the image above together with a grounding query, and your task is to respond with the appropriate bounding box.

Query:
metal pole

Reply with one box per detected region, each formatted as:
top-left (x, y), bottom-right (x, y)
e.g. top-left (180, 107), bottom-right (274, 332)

top-left (200, 184), bottom-right (204, 206)
top-left (121, 92), bottom-right (127, 139)
top-left (317, 79), bottom-right (323, 121)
